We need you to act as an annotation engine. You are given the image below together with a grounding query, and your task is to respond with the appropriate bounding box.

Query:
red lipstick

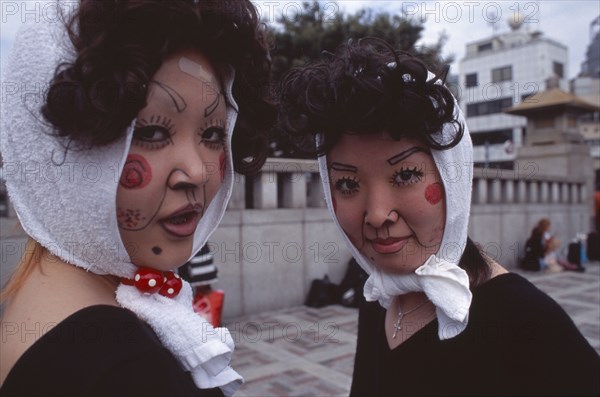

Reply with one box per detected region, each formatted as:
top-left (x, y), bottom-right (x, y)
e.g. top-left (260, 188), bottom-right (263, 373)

top-left (370, 237), bottom-right (410, 254)
top-left (159, 204), bottom-right (203, 238)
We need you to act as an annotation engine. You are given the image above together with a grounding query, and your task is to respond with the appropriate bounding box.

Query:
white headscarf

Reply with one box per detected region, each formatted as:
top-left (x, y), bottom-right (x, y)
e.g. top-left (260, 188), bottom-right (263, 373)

top-left (0, 1), bottom-right (241, 394)
top-left (317, 73), bottom-right (474, 340)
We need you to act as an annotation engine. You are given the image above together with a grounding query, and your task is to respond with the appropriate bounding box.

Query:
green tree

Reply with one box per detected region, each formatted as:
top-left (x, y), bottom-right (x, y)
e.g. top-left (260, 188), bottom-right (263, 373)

top-left (268, 1), bottom-right (453, 83)
top-left (267, 1), bottom-right (453, 158)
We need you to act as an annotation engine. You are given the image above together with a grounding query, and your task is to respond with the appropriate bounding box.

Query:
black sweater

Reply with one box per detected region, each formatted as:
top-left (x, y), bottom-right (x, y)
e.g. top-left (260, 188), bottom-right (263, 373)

top-left (350, 273), bottom-right (600, 396)
top-left (1, 305), bottom-right (223, 397)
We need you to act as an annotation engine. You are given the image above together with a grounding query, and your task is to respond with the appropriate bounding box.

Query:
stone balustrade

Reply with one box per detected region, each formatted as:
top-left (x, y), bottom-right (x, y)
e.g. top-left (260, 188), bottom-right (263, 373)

top-left (0, 158), bottom-right (593, 318)
top-left (210, 159), bottom-right (591, 317)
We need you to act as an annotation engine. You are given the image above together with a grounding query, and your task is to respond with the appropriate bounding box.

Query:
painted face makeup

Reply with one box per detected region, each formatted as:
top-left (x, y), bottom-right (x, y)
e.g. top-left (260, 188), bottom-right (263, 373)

top-left (425, 182), bottom-right (444, 205)
top-left (328, 132), bottom-right (446, 275)
top-left (219, 152), bottom-right (226, 183)
top-left (120, 154), bottom-right (152, 189)
top-left (116, 50), bottom-right (227, 271)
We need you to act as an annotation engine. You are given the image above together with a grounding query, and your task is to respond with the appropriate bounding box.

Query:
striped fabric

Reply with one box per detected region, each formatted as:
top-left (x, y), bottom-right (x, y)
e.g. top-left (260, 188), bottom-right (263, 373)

top-left (178, 244), bottom-right (218, 287)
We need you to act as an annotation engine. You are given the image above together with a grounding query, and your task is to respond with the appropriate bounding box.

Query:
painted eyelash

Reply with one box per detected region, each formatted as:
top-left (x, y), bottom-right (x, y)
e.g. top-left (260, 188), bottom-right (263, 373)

top-left (136, 115), bottom-right (176, 132)
top-left (199, 119), bottom-right (226, 150)
top-left (133, 115), bottom-right (176, 149)
top-left (389, 167), bottom-right (424, 186)
top-left (335, 176), bottom-right (360, 195)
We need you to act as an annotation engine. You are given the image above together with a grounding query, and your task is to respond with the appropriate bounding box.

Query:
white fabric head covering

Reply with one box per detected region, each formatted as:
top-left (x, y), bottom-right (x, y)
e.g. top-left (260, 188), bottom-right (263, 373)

top-left (0, 1), bottom-right (241, 394)
top-left (317, 72), bottom-right (473, 340)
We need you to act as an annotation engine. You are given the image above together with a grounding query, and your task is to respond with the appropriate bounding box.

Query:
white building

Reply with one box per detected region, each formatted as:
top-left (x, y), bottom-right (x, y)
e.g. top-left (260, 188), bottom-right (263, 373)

top-left (458, 15), bottom-right (568, 169)
top-left (571, 16), bottom-right (600, 189)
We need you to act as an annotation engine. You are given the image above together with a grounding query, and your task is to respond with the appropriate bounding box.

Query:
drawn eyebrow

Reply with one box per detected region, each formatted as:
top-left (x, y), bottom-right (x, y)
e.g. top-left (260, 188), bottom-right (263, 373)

top-left (204, 93), bottom-right (221, 118)
top-left (330, 162), bottom-right (358, 173)
top-left (387, 147), bottom-right (430, 165)
top-left (149, 80), bottom-right (187, 113)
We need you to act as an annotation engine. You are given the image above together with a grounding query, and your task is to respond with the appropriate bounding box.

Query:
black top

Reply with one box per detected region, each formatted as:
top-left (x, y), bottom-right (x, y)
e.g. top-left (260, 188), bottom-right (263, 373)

top-left (521, 235), bottom-right (545, 271)
top-left (350, 273), bottom-right (600, 396)
top-left (1, 305), bottom-right (223, 397)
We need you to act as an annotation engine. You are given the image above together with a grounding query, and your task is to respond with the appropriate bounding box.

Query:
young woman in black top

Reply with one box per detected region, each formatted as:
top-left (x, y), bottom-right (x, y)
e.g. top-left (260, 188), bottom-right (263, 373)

top-left (278, 37), bottom-right (600, 396)
top-left (0, 1), bottom-right (274, 395)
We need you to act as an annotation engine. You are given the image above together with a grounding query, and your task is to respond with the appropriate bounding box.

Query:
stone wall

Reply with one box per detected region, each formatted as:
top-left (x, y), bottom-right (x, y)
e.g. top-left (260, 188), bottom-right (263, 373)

top-left (1, 159), bottom-right (592, 318)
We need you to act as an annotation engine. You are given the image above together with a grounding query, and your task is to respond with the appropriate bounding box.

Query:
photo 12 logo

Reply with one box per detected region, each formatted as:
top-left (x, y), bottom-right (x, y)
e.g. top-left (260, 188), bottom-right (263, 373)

top-left (400, 2), bottom-right (539, 24)
top-left (1, 1), bottom-right (80, 23)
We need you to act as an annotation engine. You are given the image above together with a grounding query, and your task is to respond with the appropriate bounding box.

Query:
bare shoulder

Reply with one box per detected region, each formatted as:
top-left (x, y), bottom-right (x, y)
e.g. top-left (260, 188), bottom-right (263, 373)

top-left (0, 260), bottom-right (118, 385)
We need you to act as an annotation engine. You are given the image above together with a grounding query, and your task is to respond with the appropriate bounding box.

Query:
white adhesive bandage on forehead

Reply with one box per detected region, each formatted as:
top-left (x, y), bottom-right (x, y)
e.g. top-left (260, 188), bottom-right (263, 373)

top-left (179, 56), bottom-right (217, 84)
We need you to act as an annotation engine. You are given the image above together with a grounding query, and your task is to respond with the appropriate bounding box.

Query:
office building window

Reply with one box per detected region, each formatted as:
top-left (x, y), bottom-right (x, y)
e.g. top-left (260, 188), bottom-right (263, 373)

top-left (0, 191), bottom-right (8, 217)
top-left (491, 66), bottom-right (512, 83)
top-left (465, 73), bottom-right (478, 87)
top-left (478, 42), bottom-right (493, 52)
top-left (470, 129), bottom-right (513, 146)
top-left (466, 97), bottom-right (513, 117)
top-left (553, 61), bottom-right (564, 78)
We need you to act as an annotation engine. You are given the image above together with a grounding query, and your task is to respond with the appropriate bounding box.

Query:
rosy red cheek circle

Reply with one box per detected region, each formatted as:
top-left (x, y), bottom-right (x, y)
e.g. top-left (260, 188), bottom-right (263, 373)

top-left (219, 152), bottom-right (226, 182)
top-left (425, 182), bottom-right (444, 205)
top-left (120, 154), bottom-right (152, 189)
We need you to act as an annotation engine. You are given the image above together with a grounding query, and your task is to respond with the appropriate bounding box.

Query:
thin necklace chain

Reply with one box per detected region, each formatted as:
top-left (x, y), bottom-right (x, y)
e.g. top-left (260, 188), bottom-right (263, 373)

top-left (392, 298), bottom-right (430, 339)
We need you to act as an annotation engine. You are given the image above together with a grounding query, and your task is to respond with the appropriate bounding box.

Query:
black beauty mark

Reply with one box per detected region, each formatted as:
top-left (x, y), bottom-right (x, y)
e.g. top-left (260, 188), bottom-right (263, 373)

top-left (150, 80), bottom-right (187, 113)
top-left (152, 246), bottom-right (162, 255)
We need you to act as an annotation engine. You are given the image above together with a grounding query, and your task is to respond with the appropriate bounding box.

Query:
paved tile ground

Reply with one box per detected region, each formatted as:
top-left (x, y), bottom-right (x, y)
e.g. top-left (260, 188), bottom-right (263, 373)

top-left (224, 262), bottom-right (600, 397)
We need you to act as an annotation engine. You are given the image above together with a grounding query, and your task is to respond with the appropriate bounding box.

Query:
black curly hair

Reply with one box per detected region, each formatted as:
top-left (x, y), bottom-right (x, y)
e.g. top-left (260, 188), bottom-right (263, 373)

top-left (277, 37), bottom-right (463, 157)
top-left (41, 0), bottom-right (276, 175)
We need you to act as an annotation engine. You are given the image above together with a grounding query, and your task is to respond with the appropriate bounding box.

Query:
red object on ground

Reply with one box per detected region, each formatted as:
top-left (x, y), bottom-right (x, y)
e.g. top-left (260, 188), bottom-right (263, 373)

top-left (192, 289), bottom-right (225, 327)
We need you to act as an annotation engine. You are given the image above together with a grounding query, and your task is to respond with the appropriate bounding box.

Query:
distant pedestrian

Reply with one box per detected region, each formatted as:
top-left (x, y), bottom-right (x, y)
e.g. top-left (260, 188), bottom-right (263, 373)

top-left (521, 218), bottom-right (551, 271)
top-left (178, 243), bottom-right (225, 327)
top-left (277, 37), bottom-right (600, 396)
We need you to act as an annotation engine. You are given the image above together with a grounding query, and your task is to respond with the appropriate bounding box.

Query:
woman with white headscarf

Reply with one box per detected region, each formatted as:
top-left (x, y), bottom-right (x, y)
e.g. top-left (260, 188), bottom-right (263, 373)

top-left (278, 38), bottom-right (600, 396)
top-left (0, 1), bottom-right (275, 395)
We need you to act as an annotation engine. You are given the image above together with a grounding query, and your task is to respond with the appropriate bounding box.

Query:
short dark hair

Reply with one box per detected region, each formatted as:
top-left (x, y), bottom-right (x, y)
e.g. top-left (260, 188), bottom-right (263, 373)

top-left (277, 37), bottom-right (463, 156)
top-left (42, 0), bottom-right (275, 175)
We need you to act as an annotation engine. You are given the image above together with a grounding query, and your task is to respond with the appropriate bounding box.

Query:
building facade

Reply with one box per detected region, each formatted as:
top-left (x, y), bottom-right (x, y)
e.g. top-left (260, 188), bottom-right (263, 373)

top-left (458, 19), bottom-right (568, 169)
top-left (571, 16), bottom-right (600, 189)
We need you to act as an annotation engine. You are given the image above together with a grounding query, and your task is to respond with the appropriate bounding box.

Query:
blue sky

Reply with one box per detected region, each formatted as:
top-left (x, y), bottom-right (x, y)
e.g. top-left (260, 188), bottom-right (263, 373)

top-left (2, 1), bottom-right (599, 79)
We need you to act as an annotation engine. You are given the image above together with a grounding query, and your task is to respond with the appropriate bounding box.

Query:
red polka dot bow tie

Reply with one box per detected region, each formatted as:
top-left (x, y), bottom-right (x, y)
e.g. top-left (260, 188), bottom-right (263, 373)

top-left (121, 267), bottom-right (183, 298)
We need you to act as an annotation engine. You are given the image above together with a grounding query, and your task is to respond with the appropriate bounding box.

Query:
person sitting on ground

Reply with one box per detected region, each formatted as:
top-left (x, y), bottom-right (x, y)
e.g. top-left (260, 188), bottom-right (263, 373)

top-left (544, 236), bottom-right (582, 272)
top-left (521, 218), bottom-right (551, 271)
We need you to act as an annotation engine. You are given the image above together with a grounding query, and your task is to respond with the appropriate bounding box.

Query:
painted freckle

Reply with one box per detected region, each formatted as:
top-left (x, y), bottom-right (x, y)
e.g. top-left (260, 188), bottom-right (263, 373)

top-left (425, 182), bottom-right (444, 205)
top-left (118, 208), bottom-right (145, 229)
top-left (152, 246), bottom-right (163, 255)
